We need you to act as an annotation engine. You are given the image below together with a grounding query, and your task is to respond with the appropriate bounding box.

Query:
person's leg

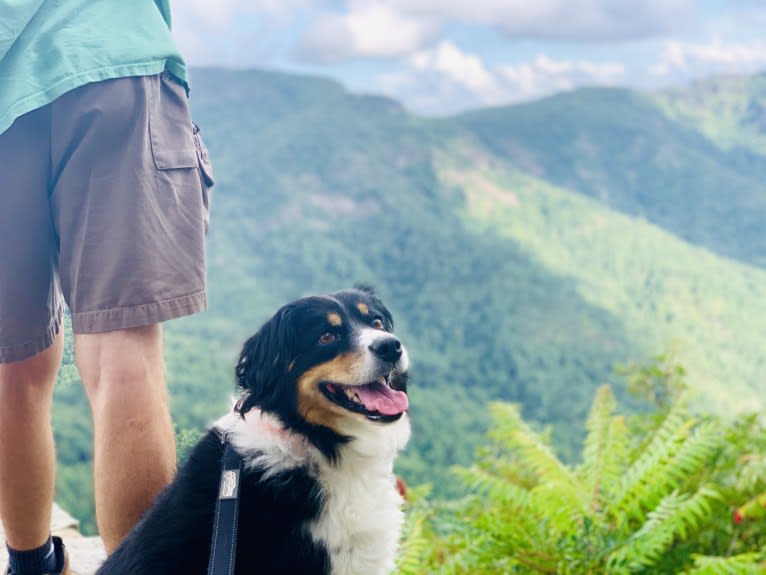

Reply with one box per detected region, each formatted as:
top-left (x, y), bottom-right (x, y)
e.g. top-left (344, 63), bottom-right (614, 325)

top-left (75, 325), bottom-right (176, 553)
top-left (0, 334), bottom-right (63, 552)
top-left (50, 74), bottom-right (210, 552)
top-left (0, 104), bottom-right (68, 574)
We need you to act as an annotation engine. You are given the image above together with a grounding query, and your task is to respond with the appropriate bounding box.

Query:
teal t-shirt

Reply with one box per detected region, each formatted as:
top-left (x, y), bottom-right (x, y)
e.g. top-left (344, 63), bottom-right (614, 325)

top-left (0, 0), bottom-right (187, 135)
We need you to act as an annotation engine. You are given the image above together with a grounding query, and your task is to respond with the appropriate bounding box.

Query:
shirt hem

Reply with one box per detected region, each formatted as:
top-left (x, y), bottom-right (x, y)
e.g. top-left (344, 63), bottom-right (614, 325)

top-left (0, 59), bottom-right (188, 136)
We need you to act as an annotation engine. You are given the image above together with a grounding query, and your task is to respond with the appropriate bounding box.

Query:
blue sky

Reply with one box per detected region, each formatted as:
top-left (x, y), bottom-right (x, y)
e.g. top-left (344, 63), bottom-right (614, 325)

top-left (171, 0), bottom-right (766, 115)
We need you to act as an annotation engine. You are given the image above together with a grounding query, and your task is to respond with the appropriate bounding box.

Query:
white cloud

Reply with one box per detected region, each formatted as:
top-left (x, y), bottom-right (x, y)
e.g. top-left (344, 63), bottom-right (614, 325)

top-left (292, 0), bottom-right (695, 65)
top-left (650, 37), bottom-right (766, 78)
top-left (295, 3), bottom-right (436, 63)
top-left (171, 0), bottom-right (320, 66)
top-left (410, 41), bottom-right (500, 96)
top-left (498, 55), bottom-right (626, 101)
top-left (356, 0), bottom-right (694, 43)
top-left (380, 43), bottom-right (627, 114)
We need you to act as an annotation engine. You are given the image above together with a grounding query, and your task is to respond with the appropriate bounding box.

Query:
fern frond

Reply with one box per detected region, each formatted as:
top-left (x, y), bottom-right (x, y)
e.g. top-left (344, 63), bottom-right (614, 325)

top-left (435, 533), bottom-right (499, 575)
top-left (681, 551), bottom-right (766, 575)
top-left (608, 403), bottom-right (694, 522)
top-left (660, 420), bottom-right (723, 489)
top-left (530, 480), bottom-right (590, 537)
top-left (581, 386), bottom-right (616, 486)
top-left (453, 465), bottom-right (532, 513)
top-left (607, 486), bottom-right (720, 571)
top-left (488, 402), bottom-right (583, 495)
top-left (600, 415), bottom-right (631, 497)
top-left (395, 511), bottom-right (432, 575)
top-left (579, 386), bottom-right (632, 507)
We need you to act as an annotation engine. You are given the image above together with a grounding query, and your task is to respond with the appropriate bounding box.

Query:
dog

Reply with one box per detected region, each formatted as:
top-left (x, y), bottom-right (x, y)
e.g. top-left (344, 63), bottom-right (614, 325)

top-left (96, 287), bottom-right (411, 575)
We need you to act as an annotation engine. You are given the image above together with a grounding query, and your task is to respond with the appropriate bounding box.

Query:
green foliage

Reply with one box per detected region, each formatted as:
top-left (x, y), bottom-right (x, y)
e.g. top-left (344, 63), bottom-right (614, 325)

top-left (446, 151), bottom-right (766, 415)
top-left (176, 427), bottom-right (205, 465)
top-left (681, 553), bottom-right (766, 575)
top-left (395, 372), bottom-right (766, 574)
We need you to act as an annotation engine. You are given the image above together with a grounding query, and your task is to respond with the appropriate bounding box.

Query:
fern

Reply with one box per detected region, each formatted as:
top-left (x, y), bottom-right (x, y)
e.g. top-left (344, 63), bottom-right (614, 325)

top-left (681, 552), bottom-right (766, 575)
top-left (608, 403), bottom-right (696, 523)
top-left (529, 480), bottom-right (587, 536)
top-left (453, 465), bottom-right (532, 514)
top-left (488, 402), bottom-right (583, 497)
top-left (404, 369), bottom-right (766, 575)
top-left (580, 386), bottom-right (631, 508)
top-left (395, 511), bottom-right (431, 575)
top-left (607, 486), bottom-right (720, 571)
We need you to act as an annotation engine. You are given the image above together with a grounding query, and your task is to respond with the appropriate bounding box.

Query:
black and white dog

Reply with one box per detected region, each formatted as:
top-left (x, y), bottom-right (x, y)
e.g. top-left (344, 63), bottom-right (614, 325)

top-left (97, 287), bottom-right (411, 575)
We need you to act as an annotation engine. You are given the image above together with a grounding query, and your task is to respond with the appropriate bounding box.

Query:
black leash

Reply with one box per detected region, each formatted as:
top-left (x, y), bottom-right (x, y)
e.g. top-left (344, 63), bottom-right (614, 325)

top-left (207, 436), bottom-right (244, 575)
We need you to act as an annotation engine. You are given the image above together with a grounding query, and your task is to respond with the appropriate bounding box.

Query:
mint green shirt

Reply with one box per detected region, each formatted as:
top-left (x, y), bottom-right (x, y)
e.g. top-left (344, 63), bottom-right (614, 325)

top-left (0, 0), bottom-right (187, 135)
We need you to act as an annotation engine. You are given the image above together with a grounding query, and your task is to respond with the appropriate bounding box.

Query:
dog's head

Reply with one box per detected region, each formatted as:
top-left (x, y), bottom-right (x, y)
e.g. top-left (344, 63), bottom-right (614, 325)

top-left (234, 287), bottom-right (409, 460)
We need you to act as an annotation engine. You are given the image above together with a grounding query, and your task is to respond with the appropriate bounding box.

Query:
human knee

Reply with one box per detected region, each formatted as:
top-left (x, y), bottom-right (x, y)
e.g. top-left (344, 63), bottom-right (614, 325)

top-left (0, 335), bottom-right (63, 397)
top-left (75, 325), bottom-right (165, 404)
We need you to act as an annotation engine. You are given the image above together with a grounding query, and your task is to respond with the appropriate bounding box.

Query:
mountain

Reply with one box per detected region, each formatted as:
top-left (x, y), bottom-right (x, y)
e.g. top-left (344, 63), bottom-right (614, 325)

top-left (656, 72), bottom-right (766, 155)
top-left (52, 68), bottom-right (766, 531)
top-left (457, 83), bottom-right (766, 269)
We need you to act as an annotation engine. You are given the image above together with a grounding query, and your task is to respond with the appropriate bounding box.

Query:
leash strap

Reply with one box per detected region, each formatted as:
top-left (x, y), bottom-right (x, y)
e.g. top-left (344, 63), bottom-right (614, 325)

top-left (207, 438), bottom-right (243, 575)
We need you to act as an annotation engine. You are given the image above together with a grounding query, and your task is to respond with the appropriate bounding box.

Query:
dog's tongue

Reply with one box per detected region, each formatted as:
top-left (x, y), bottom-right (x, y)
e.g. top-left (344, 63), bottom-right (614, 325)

top-left (356, 382), bottom-right (408, 416)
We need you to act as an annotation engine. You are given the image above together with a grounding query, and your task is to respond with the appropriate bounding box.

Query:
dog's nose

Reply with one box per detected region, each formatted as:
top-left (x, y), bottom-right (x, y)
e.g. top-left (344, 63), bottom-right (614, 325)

top-left (369, 336), bottom-right (402, 363)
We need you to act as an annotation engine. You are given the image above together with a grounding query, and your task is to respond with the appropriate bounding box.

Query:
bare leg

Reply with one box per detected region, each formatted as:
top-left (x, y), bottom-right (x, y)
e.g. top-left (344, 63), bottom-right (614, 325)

top-left (76, 324), bottom-right (176, 553)
top-left (0, 333), bottom-right (63, 550)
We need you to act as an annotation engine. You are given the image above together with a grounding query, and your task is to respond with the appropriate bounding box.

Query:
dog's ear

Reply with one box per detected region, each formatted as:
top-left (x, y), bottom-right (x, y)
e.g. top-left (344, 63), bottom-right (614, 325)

top-left (353, 283), bottom-right (376, 295)
top-left (235, 305), bottom-right (298, 415)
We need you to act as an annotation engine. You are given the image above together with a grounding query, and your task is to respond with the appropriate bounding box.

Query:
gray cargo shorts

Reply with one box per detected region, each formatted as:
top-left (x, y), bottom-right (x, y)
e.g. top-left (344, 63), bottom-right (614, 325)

top-left (0, 72), bottom-right (214, 363)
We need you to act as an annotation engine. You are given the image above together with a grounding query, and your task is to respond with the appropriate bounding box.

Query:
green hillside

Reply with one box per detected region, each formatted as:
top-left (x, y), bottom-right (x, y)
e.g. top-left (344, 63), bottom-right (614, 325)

top-left (52, 68), bottom-right (766, 533)
top-left (656, 72), bottom-right (766, 155)
top-left (457, 86), bottom-right (766, 269)
top-left (436, 140), bottom-right (766, 412)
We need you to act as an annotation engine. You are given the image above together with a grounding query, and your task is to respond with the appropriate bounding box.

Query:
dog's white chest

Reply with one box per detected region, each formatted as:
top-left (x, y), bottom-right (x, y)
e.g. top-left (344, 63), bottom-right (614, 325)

top-left (309, 460), bottom-right (404, 575)
top-left (222, 409), bottom-right (410, 575)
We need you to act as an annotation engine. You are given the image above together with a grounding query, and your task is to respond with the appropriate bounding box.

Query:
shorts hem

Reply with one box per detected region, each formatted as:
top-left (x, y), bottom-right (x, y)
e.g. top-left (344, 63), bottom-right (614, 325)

top-left (0, 305), bottom-right (64, 364)
top-left (71, 291), bottom-right (207, 334)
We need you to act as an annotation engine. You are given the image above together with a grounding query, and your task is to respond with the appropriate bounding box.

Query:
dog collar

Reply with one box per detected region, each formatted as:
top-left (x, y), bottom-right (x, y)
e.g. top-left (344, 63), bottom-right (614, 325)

top-left (207, 435), bottom-right (244, 575)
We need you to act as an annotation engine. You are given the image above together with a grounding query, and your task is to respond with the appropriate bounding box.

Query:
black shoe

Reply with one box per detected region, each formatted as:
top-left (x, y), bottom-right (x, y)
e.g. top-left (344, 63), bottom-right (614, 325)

top-left (5, 537), bottom-right (72, 575)
top-left (49, 537), bottom-right (71, 575)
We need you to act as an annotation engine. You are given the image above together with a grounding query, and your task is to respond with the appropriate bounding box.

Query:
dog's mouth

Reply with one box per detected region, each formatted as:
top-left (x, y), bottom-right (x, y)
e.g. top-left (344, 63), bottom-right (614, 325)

top-left (320, 373), bottom-right (408, 423)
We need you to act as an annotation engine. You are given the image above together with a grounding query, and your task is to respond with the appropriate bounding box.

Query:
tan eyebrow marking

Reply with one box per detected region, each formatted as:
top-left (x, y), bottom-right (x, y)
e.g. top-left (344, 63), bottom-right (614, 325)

top-left (327, 312), bottom-right (342, 326)
top-left (356, 302), bottom-right (369, 315)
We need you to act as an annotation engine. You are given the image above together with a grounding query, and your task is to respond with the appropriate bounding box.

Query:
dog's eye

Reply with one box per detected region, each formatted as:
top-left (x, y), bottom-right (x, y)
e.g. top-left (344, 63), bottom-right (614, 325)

top-left (318, 332), bottom-right (337, 345)
top-left (371, 318), bottom-right (385, 330)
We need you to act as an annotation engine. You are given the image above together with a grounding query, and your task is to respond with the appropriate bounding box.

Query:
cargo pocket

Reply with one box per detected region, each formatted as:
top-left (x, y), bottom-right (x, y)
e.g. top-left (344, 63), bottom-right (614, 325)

top-left (193, 122), bottom-right (215, 234)
top-left (147, 73), bottom-right (197, 170)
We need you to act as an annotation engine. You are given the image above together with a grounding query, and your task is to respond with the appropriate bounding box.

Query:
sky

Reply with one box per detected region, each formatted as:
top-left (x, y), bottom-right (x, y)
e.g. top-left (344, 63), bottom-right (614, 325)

top-left (170, 0), bottom-right (766, 116)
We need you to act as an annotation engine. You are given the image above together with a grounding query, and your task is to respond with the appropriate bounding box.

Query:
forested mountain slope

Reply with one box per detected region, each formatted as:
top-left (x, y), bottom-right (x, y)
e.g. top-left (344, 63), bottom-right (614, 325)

top-left (457, 83), bottom-right (766, 269)
top-left (52, 68), bottom-right (766, 532)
